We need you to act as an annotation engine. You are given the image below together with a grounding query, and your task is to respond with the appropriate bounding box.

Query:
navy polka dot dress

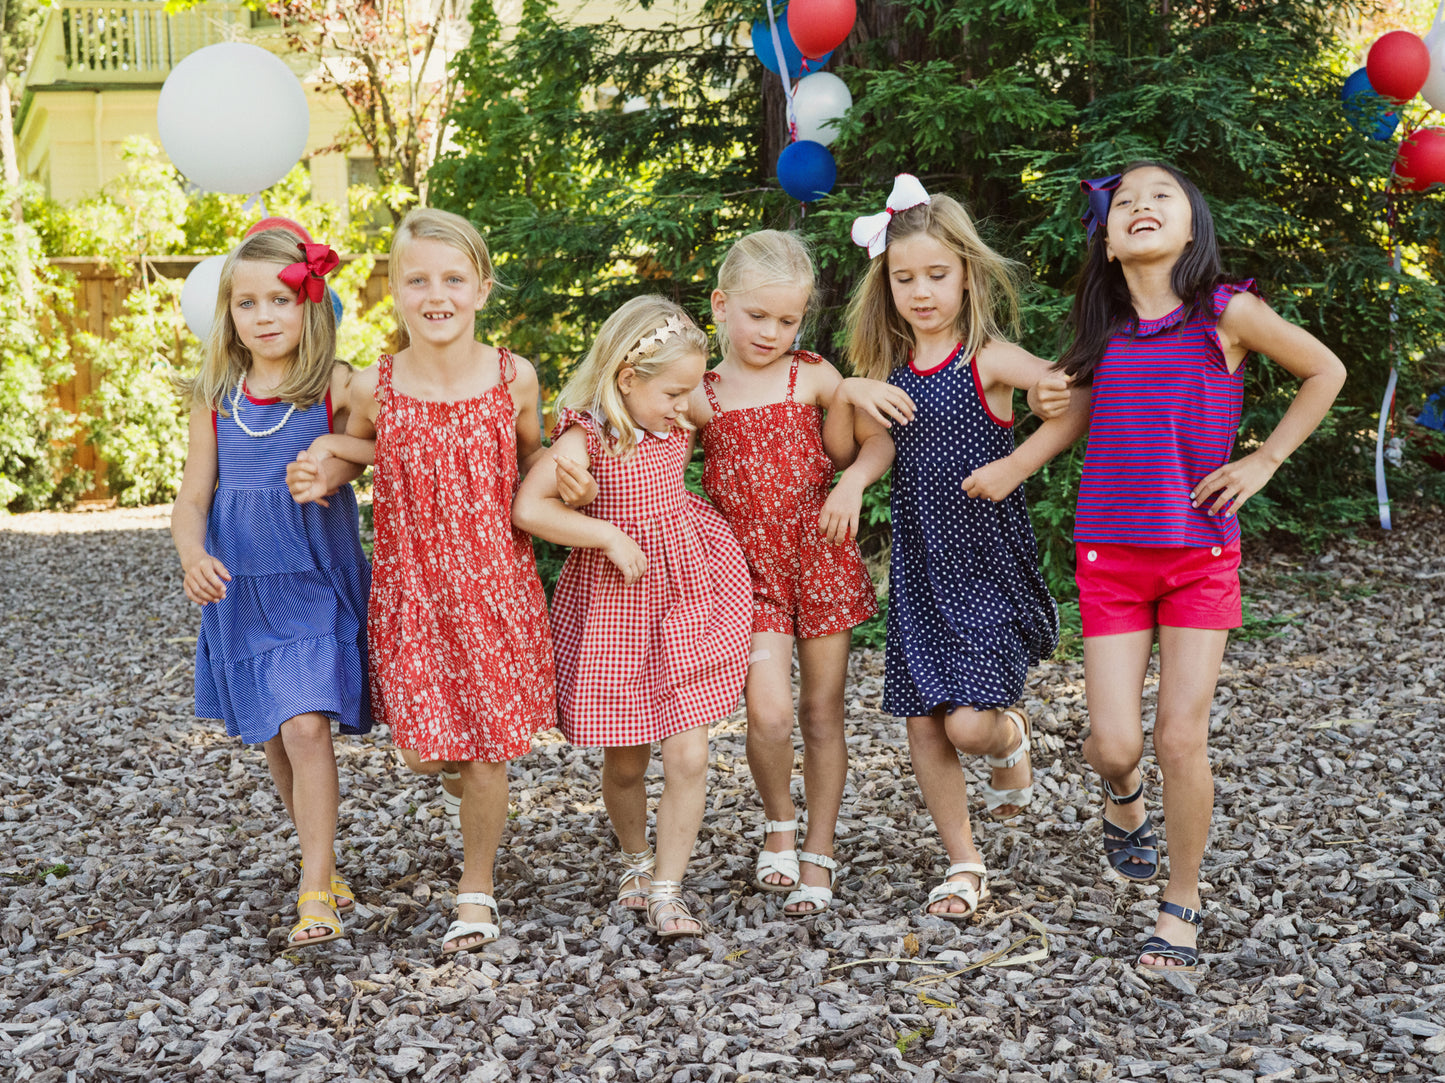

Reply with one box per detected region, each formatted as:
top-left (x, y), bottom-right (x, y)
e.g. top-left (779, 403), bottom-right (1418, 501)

top-left (882, 351), bottom-right (1059, 716)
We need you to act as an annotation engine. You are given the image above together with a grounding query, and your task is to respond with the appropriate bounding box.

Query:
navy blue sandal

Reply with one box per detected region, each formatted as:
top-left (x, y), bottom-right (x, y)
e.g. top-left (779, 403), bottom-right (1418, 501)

top-left (1137, 900), bottom-right (1203, 971)
top-left (1101, 775), bottom-right (1159, 882)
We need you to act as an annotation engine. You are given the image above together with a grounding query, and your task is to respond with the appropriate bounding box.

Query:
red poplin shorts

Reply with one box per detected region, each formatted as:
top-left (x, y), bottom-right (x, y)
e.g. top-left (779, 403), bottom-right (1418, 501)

top-left (1075, 541), bottom-right (1242, 637)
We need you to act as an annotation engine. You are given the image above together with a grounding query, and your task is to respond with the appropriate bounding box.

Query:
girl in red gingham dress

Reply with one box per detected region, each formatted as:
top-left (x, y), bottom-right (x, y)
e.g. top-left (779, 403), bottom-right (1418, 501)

top-left (694, 230), bottom-right (879, 918)
top-left (513, 295), bottom-right (751, 940)
top-left (293, 209), bottom-right (591, 956)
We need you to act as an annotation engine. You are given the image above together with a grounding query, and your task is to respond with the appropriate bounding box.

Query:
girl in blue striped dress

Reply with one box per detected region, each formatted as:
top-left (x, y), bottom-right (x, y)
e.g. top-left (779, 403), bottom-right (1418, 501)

top-left (171, 228), bottom-right (373, 948)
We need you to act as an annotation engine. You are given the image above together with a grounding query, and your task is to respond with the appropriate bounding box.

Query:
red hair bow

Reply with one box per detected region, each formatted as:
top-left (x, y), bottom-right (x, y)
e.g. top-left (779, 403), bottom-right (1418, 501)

top-left (278, 243), bottom-right (340, 303)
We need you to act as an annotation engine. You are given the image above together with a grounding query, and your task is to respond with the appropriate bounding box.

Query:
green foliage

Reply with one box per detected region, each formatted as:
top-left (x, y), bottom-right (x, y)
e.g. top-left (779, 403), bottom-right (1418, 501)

top-left (0, 182), bottom-right (86, 511)
top-left (74, 278), bottom-right (190, 506)
top-left (434, 0), bottom-right (1445, 607)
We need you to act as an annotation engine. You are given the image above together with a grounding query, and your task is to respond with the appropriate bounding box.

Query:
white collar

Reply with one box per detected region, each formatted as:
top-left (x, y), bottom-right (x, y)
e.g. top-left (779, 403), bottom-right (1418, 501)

top-left (590, 409), bottom-right (673, 441)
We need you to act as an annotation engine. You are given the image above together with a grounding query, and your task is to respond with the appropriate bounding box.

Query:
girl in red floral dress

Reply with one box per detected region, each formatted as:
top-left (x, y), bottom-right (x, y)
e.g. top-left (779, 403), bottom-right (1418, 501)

top-left (513, 295), bottom-right (752, 940)
top-left (295, 209), bottom-right (589, 954)
top-left (694, 231), bottom-right (880, 917)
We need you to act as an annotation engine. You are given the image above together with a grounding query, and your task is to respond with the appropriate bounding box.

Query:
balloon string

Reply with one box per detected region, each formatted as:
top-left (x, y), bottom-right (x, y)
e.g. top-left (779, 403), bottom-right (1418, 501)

top-left (765, 0), bottom-right (799, 143)
top-left (1376, 189), bottom-right (1401, 530)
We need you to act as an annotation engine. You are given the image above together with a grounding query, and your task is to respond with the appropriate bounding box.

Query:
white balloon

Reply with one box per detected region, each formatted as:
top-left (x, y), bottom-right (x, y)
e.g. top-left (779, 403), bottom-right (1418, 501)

top-left (792, 72), bottom-right (853, 147)
top-left (181, 255), bottom-right (229, 340)
top-left (1423, 25), bottom-right (1445, 113)
top-left (157, 43), bottom-right (310, 194)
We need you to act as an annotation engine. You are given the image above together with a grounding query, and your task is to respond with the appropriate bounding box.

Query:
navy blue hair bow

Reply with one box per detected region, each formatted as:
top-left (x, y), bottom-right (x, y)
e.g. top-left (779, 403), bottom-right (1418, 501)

top-left (1080, 173), bottom-right (1122, 239)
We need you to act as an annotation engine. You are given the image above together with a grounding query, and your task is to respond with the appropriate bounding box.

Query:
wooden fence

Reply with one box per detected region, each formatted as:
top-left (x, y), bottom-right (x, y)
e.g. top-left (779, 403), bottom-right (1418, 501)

top-left (49, 255), bottom-right (392, 501)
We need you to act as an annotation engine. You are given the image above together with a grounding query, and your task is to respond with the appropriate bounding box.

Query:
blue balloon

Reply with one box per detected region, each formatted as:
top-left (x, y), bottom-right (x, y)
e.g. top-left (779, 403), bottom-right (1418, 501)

top-left (328, 285), bottom-right (344, 326)
top-left (751, 15), bottom-right (832, 79)
top-left (777, 140), bottom-right (836, 202)
top-left (1342, 67), bottom-right (1400, 141)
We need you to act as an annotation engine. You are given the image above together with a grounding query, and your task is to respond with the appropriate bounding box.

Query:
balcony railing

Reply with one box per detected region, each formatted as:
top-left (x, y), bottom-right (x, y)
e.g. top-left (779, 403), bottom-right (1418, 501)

top-left (28, 1), bottom-right (252, 86)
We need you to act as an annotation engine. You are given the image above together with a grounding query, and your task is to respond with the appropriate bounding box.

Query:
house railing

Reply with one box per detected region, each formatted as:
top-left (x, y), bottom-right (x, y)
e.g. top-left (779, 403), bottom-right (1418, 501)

top-left (27, 1), bottom-right (252, 86)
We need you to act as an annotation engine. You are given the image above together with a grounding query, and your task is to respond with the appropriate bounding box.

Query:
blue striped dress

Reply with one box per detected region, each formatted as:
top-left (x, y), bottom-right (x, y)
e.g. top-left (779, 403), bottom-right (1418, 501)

top-left (194, 383), bottom-right (372, 744)
top-left (1074, 281), bottom-right (1257, 548)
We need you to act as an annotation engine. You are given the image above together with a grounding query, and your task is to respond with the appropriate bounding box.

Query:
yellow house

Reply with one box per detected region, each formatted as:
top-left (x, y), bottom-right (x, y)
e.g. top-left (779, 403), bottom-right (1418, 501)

top-left (17, 0), bottom-right (710, 211)
top-left (16, 1), bottom-right (359, 207)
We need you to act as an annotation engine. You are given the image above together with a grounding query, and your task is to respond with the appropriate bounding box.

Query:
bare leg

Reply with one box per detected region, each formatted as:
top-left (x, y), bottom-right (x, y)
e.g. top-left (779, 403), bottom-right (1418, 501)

top-left (743, 632), bottom-right (799, 887)
top-left (1080, 629), bottom-right (1156, 874)
top-left (273, 712), bottom-right (339, 938)
top-left (444, 758), bottom-right (510, 953)
top-left (908, 708), bottom-right (980, 915)
top-left (652, 726), bottom-right (709, 935)
top-left (603, 743), bottom-right (653, 908)
top-left (1141, 625), bottom-right (1229, 965)
top-left (786, 631), bottom-right (851, 913)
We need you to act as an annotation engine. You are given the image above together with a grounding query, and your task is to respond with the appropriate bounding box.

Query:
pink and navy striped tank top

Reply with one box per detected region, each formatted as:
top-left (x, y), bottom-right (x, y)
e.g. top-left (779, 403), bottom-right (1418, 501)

top-left (1075, 280), bottom-right (1257, 548)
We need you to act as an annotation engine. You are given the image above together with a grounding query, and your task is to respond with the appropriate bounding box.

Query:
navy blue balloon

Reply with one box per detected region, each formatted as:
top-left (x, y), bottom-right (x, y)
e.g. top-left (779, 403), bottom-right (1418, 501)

top-left (751, 15), bottom-right (832, 79)
top-left (328, 286), bottom-right (344, 326)
top-left (1342, 67), bottom-right (1400, 141)
top-left (777, 140), bottom-right (836, 202)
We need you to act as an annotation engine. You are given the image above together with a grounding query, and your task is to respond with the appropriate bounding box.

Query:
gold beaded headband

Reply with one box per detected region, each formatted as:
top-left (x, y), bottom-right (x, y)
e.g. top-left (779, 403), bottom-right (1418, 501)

top-left (622, 315), bottom-right (690, 366)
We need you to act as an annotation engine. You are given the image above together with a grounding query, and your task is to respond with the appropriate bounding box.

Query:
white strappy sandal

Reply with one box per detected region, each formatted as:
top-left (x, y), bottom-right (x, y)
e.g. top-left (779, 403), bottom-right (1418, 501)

top-left (439, 769), bottom-right (462, 831)
top-left (783, 851), bottom-right (839, 918)
top-left (440, 891), bottom-right (499, 955)
top-left (924, 862), bottom-right (989, 922)
top-left (616, 846), bottom-right (655, 911)
top-left (980, 708), bottom-right (1033, 820)
top-left (754, 817), bottom-right (800, 892)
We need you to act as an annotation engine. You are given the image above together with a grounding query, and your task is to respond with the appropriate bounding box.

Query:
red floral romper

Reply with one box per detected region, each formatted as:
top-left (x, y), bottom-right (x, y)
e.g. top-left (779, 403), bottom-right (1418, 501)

top-left (368, 349), bottom-right (556, 762)
top-left (549, 409), bottom-right (752, 747)
top-left (700, 351), bottom-right (878, 639)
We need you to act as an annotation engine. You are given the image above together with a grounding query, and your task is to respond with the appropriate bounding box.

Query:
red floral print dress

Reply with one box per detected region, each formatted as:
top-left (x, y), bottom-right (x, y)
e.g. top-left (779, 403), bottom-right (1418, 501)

top-left (368, 349), bottom-right (555, 762)
top-left (700, 351), bottom-right (878, 639)
top-left (549, 409), bottom-right (752, 747)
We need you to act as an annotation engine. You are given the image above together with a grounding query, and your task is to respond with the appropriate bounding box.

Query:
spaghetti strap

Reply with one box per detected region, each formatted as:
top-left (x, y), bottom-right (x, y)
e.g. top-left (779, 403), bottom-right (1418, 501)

top-left (498, 346), bottom-right (517, 385)
top-left (785, 353), bottom-right (801, 402)
top-left (703, 370), bottom-right (723, 413)
top-left (375, 352), bottom-right (395, 409)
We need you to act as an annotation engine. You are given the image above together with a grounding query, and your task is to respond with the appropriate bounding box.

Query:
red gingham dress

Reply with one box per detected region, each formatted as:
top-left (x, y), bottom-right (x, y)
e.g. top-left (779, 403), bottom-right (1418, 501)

top-left (368, 349), bottom-right (555, 762)
top-left (700, 351), bottom-right (878, 639)
top-left (549, 409), bottom-right (751, 747)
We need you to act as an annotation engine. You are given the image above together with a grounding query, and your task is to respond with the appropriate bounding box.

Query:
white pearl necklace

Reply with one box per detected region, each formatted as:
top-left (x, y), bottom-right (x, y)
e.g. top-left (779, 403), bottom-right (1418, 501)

top-left (230, 375), bottom-right (296, 438)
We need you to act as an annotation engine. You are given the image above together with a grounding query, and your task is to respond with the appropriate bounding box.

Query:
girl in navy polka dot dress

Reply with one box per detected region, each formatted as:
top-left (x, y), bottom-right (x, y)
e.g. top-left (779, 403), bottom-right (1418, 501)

top-left (828, 175), bottom-right (1089, 921)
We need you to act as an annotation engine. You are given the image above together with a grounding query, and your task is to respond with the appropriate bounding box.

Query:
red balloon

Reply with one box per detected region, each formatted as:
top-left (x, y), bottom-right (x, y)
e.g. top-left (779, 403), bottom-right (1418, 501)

top-left (245, 216), bottom-right (313, 243)
top-left (1394, 126), bottom-right (1445, 191)
top-left (1367, 30), bottom-right (1431, 103)
top-left (787, 0), bottom-right (856, 59)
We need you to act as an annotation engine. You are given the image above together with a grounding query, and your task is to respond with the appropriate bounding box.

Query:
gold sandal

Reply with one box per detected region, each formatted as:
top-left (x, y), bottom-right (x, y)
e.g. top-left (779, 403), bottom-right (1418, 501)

top-left (616, 846), bottom-right (655, 911)
top-left (299, 857), bottom-right (355, 912)
top-left (646, 881), bottom-right (703, 939)
top-left (288, 890), bottom-right (344, 947)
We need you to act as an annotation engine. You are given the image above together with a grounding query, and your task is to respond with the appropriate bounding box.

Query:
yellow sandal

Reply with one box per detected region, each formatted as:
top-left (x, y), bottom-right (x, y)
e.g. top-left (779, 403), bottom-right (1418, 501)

top-left (287, 890), bottom-right (344, 947)
top-left (299, 858), bottom-right (355, 912)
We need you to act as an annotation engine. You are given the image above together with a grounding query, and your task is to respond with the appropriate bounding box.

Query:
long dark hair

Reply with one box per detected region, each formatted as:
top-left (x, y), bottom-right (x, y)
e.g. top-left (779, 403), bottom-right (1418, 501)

top-left (1058, 161), bottom-right (1224, 386)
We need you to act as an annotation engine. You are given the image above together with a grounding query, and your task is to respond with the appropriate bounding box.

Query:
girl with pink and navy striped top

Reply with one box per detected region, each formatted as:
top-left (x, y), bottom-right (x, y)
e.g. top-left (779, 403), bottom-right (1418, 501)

top-left (1036, 161), bottom-right (1345, 972)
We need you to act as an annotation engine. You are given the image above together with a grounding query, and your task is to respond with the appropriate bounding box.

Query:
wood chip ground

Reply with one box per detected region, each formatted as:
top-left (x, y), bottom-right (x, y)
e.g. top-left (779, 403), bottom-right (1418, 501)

top-left (1, 505), bottom-right (1441, 1082)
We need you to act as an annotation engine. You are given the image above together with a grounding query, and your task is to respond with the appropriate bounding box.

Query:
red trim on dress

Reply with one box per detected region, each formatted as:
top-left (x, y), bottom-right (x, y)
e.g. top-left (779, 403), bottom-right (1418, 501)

top-left (908, 342), bottom-right (963, 377)
top-left (971, 357), bottom-right (1013, 428)
top-left (239, 379), bottom-right (282, 406)
top-left (325, 388), bottom-right (334, 434)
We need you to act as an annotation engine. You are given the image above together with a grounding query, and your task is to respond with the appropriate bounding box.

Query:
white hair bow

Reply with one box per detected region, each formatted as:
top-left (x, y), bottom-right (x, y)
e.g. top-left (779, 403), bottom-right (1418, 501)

top-left (849, 173), bottom-right (931, 259)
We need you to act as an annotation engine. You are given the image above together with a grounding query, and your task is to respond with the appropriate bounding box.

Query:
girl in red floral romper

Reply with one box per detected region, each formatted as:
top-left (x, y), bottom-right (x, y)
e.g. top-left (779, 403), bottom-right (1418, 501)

top-left (695, 231), bottom-right (880, 917)
top-left (513, 295), bottom-right (752, 940)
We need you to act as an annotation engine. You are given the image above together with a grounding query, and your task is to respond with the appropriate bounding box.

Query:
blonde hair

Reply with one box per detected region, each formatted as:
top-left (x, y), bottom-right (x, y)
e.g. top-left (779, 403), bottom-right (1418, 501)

top-left (843, 194), bottom-right (1022, 381)
top-left (714, 229), bottom-right (816, 357)
top-left (555, 295), bottom-right (709, 458)
top-left (388, 208), bottom-right (495, 341)
top-left (179, 229), bottom-right (338, 413)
